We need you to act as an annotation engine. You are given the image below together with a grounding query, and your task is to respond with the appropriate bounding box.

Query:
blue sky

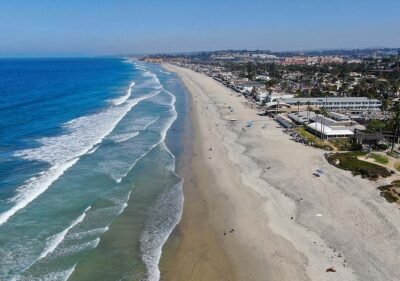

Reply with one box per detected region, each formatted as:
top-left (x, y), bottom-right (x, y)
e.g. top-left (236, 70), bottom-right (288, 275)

top-left (0, 0), bottom-right (399, 57)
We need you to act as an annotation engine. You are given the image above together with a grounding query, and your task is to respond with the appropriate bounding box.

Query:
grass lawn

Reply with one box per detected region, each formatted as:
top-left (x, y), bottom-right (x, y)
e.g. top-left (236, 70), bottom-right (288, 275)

top-left (369, 153), bottom-right (389, 164)
top-left (387, 151), bottom-right (400, 158)
top-left (326, 152), bottom-right (391, 180)
top-left (329, 138), bottom-right (361, 151)
top-left (395, 162), bottom-right (400, 172)
top-left (296, 126), bottom-right (316, 142)
top-left (295, 127), bottom-right (333, 151)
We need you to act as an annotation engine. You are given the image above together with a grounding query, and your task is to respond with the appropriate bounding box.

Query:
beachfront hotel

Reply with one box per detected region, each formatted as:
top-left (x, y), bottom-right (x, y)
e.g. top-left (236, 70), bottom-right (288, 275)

top-left (281, 97), bottom-right (382, 113)
top-left (287, 111), bottom-right (366, 139)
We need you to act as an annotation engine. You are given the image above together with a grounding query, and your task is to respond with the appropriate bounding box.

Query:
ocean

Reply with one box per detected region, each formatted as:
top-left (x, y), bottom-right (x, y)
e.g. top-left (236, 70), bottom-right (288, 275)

top-left (0, 58), bottom-right (188, 280)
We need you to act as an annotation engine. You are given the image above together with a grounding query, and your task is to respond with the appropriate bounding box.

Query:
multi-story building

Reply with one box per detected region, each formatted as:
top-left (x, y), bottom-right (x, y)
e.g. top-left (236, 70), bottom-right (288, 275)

top-left (281, 97), bottom-right (382, 113)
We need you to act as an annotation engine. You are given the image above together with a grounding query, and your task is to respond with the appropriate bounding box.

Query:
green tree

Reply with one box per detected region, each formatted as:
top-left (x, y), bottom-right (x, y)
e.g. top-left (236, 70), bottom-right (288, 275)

top-left (390, 103), bottom-right (400, 152)
top-left (265, 79), bottom-right (277, 88)
top-left (306, 101), bottom-right (312, 123)
top-left (366, 119), bottom-right (385, 132)
top-left (382, 98), bottom-right (391, 120)
top-left (296, 101), bottom-right (301, 117)
top-left (315, 109), bottom-right (322, 138)
top-left (246, 62), bottom-right (256, 80)
top-left (319, 107), bottom-right (329, 139)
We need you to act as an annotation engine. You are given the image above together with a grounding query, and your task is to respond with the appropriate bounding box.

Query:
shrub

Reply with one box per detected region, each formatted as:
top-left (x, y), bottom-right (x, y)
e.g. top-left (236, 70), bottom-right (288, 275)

top-left (372, 143), bottom-right (389, 151)
top-left (378, 183), bottom-right (400, 203)
top-left (326, 152), bottom-right (391, 180)
top-left (370, 153), bottom-right (389, 164)
top-left (380, 190), bottom-right (398, 203)
top-left (330, 138), bottom-right (362, 151)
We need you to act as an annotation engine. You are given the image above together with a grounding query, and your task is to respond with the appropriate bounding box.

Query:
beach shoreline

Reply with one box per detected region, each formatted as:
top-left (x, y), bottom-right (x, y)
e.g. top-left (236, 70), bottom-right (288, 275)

top-left (161, 63), bottom-right (400, 281)
top-left (160, 65), bottom-right (236, 281)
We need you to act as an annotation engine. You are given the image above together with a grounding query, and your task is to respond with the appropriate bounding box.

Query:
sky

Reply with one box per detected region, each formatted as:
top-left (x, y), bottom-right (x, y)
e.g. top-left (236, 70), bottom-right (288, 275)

top-left (0, 0), bottom-right (399, 57)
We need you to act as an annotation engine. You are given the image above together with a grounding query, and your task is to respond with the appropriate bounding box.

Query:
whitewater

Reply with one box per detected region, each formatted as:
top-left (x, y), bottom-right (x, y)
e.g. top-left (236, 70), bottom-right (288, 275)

top-left (0, 58), bottom-right (188, 281)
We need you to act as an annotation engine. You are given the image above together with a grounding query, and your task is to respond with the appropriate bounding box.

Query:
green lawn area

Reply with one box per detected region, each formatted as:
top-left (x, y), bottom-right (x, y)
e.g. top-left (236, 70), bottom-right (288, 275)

top-left (394, 162), bottom-right (400, 172)
top-left (295, 126), bottom-right (316, 142)
top-left (369, 153), bottom-right (389, 164)
top-left (295, 127), bottom-right (333, 151)
top-left (295, 126), bottom-right (364, 151)
top-left (329, 138), bottom-right (361, 151)
top-left (326, 152), bottom-right (392, 180)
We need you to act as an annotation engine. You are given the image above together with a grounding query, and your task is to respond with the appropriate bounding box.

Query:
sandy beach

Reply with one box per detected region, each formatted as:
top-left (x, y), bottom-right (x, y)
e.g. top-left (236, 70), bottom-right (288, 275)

top-left (162, 64), bottom-right (400, 281)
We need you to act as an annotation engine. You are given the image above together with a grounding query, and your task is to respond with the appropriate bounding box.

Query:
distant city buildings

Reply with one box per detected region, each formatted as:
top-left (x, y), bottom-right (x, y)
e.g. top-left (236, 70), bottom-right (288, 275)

top-left (140, 47), bottom-right (399, 141)
top-left (282, 56), bottom-right (345, 65)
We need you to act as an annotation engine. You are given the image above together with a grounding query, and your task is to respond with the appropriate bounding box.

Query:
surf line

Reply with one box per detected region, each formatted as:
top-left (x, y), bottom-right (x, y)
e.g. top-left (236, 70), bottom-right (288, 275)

top-left (112, 81), bottom-right (135, 106)
top-left (0, 86), bottom-right (162, 227)
top-left (115, 91), bottom-right (177, 183)
top-left (21, 206), bottom-right (91, 273)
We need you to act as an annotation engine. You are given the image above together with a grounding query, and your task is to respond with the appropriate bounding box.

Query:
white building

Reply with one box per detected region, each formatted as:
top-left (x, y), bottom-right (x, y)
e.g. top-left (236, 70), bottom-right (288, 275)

top-left (307, 122), bottom-right (354, 139)
top-left (266, 92), bottom-right (295, 103)
top-left (281, 97), bottom-right (381, 113)
top-left (306, 115), bottom-right (365, 139)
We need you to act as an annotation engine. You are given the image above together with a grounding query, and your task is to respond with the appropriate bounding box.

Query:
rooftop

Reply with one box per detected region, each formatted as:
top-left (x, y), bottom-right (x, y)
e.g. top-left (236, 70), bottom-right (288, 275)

top-left (307, 122), bottom-right (354, 136)
top-left (283, 97), bottom-right (381, 103)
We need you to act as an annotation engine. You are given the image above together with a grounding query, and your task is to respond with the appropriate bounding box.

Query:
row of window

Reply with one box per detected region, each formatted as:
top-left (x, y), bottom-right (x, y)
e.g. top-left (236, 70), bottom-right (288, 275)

top-left (298, 102), bottom-right (381, 106)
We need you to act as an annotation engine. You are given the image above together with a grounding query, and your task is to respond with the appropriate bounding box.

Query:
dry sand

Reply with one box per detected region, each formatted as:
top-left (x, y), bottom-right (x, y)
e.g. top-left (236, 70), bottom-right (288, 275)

top-left (161, 64), bottom-right (400, 281)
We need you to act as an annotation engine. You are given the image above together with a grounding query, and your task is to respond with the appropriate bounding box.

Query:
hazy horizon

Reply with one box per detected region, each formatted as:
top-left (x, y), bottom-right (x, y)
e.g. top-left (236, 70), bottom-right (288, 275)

top-left (1, 0), bottom-right (399, 57)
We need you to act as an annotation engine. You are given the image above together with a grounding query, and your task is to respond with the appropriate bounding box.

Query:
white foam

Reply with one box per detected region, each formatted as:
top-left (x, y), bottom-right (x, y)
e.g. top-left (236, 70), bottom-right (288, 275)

top-left (115, 90), bottom-right (177, 183)
top-left (138, 71), bottom-right (163, 90)
top-left (126, 116), bottom-right (160, 132)
top-left (123, 58), bottom-right (135, 64)
top-left (54, 238), bottom-right (100, 257)
top-left (112, 81), bottom-right (135, 106)
top-left (3, 89), bottom-right (161, 227)
top-left (143, 116), bottom-right (160, 130)
top-left (137, 89), bottom-right (182, 281)
top-left (90, 205), bottom-right (122, 218)
top-left (160, 90), bottom-right (177, 141)
top-left (140, 180), bottom-right (184, 281)
top-left (0, 158), bottom-right (79, 226)
top-left (61, 264), bottom-right (77, 281)
top-left (159, 70), bottom-right (171, 75)
top-left (110, 132), bottom-right (139, 143)
top-left (38, 207), bottom-right (91, 260)
top-left (69, 190), bottom-right (131, 241)
top-left (13, 264), bottom-right (77, 281)
top-left (86, 145), bottom-right (99, 155)
top-left (14, 92), bottom-right (158, 165)
top-left (69, 226), bottom-right (109, 240)
top-left (18, 207), bottom-right (91, 275)
top-left (110, 131), bottom-right (139, 143)
top-left (134, 62), bottom-right (146, 68)
top-left (159, 142), bottom-right (176, 172)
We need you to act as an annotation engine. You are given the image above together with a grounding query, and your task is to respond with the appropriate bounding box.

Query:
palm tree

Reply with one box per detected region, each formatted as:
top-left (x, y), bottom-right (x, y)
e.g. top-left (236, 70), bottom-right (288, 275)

top-left (276, 99), bottom-right (280, 115)
top-left (391, 80), bottom-right (400, 98)
top-left (320, 106), bottom-right (328, 117)
top-left (315, 109), bottom-right (322, 138)
top-left (306, 101), bottom-right (312, 123)
top-left (390, 102), bottom-right (400, 153)
top-left (267, 87), bottom-right (273, 102)
top-left (296, 101), bottom-right (301, 116)
top-left (382, 98), bottom-right (390, 120)
top-left (319, 107), bottom-right (329, 140)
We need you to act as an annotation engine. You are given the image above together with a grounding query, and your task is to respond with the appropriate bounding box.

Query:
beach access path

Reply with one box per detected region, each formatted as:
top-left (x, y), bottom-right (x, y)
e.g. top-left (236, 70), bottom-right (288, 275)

top-left (162, 64), bottom-right (400, 281)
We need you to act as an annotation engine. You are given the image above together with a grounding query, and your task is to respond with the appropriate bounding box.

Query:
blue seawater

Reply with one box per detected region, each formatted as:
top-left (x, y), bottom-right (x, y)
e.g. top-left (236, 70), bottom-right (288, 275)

top-left (0, 58), bottom-right (187, 281)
